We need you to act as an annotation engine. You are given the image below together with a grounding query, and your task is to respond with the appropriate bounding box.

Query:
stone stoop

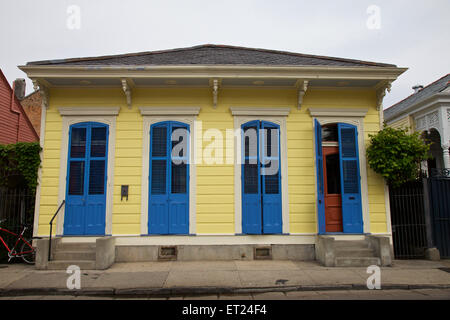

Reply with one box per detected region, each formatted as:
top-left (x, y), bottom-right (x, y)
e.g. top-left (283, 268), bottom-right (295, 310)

top-left (333, 240), bottom-right (381, 267)
top-left (47, 242), bottom-right (97, 270)
top-left (35, 237), bottom-right (116, 270)
top-left (315, 235), bottom-right (392, 267)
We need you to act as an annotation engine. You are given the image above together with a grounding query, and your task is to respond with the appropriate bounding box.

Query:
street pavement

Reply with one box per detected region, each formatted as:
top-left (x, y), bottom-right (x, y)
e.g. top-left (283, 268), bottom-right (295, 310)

top-left (0, 259), bottom-right (449, 299)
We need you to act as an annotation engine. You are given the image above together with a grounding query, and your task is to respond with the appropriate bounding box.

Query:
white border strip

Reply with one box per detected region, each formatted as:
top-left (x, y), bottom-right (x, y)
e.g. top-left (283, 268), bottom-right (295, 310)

top-left (140, 107), bottom-right (199, 235)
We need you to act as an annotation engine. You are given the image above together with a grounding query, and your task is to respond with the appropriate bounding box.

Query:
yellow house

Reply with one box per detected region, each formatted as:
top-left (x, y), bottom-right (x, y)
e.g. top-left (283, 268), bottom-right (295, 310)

top-left (20, 45), bottom-right (406, 269)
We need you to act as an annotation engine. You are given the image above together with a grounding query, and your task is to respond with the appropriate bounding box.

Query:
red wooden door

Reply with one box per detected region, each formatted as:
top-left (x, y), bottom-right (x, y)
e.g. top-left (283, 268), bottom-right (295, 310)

top-left (322, 146), bottom-right (343, 232)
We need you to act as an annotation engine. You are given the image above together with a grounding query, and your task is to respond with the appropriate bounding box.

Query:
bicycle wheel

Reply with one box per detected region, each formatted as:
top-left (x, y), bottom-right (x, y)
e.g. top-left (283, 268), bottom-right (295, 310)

top-left (20, 239), bottom-right (36, 265)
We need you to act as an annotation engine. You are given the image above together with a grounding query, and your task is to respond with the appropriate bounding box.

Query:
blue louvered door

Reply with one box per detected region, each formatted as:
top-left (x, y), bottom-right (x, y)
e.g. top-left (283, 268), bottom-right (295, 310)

top-left (314, 120), bottom-right (326, 234)
top-left (65, 123), bottom-right (108, 235)
top-left (338, 123), bottom-right (363, 233)
top-left (242, 121), bottom-right (282, 234)
top-left (148, 122), bottom-right (189, 234)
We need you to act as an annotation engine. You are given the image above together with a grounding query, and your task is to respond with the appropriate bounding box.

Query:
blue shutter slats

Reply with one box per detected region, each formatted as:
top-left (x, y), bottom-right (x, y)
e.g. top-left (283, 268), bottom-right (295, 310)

top-left (88, 160), bottom-right (105, 195)
top-left (68, 161), bottom-right (85, 195)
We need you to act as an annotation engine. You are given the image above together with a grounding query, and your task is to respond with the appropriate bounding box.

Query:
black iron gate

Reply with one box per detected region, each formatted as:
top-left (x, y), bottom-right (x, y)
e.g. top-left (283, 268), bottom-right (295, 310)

top-left (428, 169), bottom-right (450, 258)
top-left (0, 187), bottom-right (35, 263)
top-left (389, 180), bottom-right (428, 259)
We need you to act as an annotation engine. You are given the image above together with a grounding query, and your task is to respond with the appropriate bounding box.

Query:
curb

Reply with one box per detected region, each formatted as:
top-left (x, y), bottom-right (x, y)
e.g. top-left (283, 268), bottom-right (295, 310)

top-left (1, 284), bottom-right (449, 297)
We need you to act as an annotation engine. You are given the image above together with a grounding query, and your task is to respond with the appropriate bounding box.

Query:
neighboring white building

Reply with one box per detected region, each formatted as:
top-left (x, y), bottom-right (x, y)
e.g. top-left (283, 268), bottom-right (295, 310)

top-left (384, 74), bottom-right (450, 173)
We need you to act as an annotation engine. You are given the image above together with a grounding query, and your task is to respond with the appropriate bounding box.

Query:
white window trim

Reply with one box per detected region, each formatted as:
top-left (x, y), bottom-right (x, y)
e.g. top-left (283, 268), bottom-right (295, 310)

top-left (231, 107), bottom-right (290, 234)
top-left (56, 107), bottom-right (119, 236)
top-left (139, 107), bottom-right (200, 235)
top-left (308, 108), bottom-right (371, 234)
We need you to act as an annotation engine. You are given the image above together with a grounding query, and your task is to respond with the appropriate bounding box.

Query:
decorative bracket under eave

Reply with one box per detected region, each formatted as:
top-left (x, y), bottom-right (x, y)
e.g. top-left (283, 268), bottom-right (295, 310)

top-left (211, 79), bottom-right (220, 109)
top-left (376, 81), bottom-right (392, 111)
top-left (297, 80), bottom-right (309, 110)
top-left (121, 78), bottom-right (133, 109)
top-left (32, 80), bottom-right (49, 109)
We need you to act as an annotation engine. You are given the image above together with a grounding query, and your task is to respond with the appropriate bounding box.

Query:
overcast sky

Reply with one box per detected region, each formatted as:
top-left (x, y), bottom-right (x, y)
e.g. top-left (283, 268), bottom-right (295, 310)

top-left (1, 0), bottom-right (449, 108)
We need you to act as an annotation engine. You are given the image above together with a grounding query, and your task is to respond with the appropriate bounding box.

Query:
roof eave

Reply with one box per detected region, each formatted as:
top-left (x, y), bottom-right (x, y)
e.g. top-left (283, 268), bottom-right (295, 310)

top-left (384, 92), bottom-right (450, 122)
top-left (19, 64), bottom-right (407, 81)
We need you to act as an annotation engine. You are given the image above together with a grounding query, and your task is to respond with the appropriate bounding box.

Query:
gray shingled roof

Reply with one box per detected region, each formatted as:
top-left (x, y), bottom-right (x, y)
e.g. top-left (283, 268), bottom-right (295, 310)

top-left (26, 44), bottom-right (396, 68)
top-left (384, 74), bottom-right (450, 121)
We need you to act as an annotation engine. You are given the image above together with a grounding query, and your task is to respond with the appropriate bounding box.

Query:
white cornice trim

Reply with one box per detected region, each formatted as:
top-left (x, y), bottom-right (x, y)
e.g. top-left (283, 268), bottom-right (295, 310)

top-left (58, 106), bottom-right (120, 116)
top-left (308, 108), bottom-right (368, 117)
top-left (19, 65), bottom-right (407, 80)
top-left (230, 107), bottom-right (291, 116)
top-left (139, 106), bottom-right (201, 116)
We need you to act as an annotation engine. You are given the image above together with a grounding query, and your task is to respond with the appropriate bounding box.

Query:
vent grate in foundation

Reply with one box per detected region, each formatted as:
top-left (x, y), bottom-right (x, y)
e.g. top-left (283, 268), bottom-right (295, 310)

top-left (158, 246), bottom-right (178, 260)
top-left (254, 246), bottom-right (272, 260)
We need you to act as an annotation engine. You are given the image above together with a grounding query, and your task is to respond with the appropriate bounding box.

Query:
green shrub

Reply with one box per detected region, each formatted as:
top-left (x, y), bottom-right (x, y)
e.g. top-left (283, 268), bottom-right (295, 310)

top-left (366, 126), bottom-right (429, 187)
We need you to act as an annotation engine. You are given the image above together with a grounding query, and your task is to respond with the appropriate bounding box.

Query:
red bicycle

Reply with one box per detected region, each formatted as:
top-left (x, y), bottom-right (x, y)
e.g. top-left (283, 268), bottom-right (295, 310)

top-left (0, 219), bottom-right (36, 264)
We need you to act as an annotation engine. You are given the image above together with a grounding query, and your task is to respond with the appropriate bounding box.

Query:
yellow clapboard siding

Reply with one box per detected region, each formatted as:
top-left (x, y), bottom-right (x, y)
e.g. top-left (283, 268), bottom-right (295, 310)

top-left (197, 195), bottom-right (234, 204)
top-left (290, 223), bottom-right (316, 233)
top-left (198, 185), bottom-right (234, 195)
top-left (112, 224), bottom-right (141, 234)
top-left (197, 223), bottom-right (234, 234)
top-left (112, 215), bottom-right (141, 224)
top-left (196, 204), bottom-right (234, 213)
top-left (36, 86), bottom-right (388, 235)
top-left (197, 214), bottom-right (234, 223)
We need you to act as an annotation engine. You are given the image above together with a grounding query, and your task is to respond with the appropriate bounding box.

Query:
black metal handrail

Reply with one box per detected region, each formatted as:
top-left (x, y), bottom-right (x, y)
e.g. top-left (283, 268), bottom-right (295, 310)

top-left (48, 200), bottom-right (65, 261)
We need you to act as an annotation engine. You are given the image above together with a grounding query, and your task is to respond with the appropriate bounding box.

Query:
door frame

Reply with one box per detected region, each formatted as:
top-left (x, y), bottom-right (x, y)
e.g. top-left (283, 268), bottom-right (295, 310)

top-left (140, 107), bottom-right (200, 236)
top-left (56, 107), bottom-right (119, 236)
top-left (231, 107), bottom-right (290, 235)
top-left (309, 108), bottom-right (370, 234)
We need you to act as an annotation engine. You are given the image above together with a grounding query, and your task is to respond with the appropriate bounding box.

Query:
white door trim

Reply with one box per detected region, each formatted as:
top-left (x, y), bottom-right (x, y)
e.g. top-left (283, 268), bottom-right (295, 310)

top-left (140, 107), bottom-right (199, 235)
top-left (231, 107), bottom-right (290, 234)
top-left (56, 108), bottom-right (119, 236)
top-left (309, 110), bottom-right (371, 234)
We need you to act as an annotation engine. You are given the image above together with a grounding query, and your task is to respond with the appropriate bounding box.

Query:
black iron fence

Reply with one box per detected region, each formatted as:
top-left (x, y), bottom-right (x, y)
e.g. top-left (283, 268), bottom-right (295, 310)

top-left (389, 169), bottom-right (450, 259)
top-left (0, 187), bottom-right (36, 263)
top-left (428, 169), bottom-right (450, 258)
top-left (389, 180), bottom-right (428, 259)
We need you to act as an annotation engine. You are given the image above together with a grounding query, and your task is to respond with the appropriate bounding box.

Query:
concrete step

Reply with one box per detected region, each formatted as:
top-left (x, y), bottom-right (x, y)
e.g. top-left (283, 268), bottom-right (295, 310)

top-left (52, 250), bottom-right (96, 261)
top-left (335, 248), bottom-right (376, 258)
top-left (334, 257), bottom-right (380, 267)
top-left (47, 260), bottom-right (96, 270)
top-left (334, 240), bottom-right (370, 249)
top-left (56, 242), bottom-right (96, 252)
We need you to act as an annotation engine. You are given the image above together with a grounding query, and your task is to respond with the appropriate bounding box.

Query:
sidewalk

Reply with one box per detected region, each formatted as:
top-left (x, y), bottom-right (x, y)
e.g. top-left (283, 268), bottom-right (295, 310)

top-left (1, 259), bottom-right (450, 298)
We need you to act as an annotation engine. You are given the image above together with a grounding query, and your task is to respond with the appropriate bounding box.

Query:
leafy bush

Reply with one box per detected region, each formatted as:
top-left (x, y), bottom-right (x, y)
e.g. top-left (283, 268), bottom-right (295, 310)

top-left (366, 126), bottom-right (429, 187)
top-left (0, 142), bottom-right (42, 191)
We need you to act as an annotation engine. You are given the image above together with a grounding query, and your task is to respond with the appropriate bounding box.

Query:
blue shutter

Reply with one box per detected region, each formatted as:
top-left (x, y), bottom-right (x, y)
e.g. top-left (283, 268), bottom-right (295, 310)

top-left (338, 123), bottom-right (363, 233)
top-left (261, 121), bottom-right (282, 234)
top-left (242, 121), bottom-right (262, 234)
top-left (169, 123), bottom-right (189, 234)
top-left (149, 123), bottom-right (169, 234)
top-left (314, 120), bottom-right (326, 234)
